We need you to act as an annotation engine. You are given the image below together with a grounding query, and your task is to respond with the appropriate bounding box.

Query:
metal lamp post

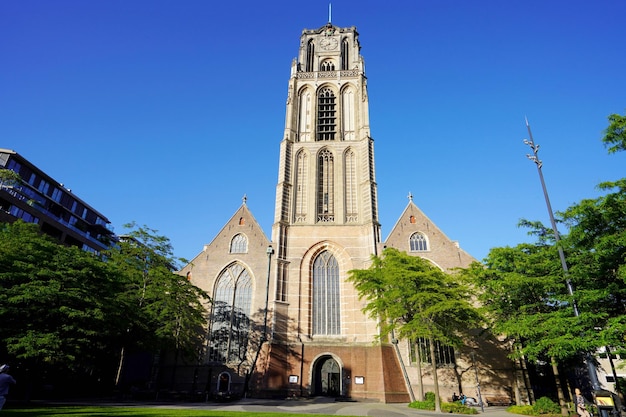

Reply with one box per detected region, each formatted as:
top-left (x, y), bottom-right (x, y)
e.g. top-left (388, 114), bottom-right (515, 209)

top-left (263, 245), bottom-right (274, 341)
top-left (523, 118), bottom-right (600, 390)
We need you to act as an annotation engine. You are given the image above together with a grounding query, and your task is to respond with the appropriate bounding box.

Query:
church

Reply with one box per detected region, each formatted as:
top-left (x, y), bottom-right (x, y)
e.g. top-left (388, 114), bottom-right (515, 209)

top-left (177, 21), bottom-right (529, 404)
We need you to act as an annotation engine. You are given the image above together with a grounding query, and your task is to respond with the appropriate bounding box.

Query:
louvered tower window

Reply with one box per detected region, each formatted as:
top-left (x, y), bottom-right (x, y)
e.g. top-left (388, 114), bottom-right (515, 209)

top-left (317, 88), bottom-right (336, 141)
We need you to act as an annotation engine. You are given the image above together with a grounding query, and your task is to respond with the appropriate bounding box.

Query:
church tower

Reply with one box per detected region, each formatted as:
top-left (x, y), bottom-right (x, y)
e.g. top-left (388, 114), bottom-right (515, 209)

top-left (178, 21), bottom-right (529, 405)
top-left (267, 22), bottom-right (408, 401)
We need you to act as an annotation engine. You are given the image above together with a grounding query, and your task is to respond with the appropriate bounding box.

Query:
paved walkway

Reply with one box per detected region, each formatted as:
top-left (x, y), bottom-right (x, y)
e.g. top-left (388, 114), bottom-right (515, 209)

top-left (94, 397), bottom-right (515, 417)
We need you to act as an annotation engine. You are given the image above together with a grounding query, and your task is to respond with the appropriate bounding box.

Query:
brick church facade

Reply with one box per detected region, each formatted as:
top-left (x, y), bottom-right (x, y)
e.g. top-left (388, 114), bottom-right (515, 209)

top-left (178, 22), bottom-right (531, 404)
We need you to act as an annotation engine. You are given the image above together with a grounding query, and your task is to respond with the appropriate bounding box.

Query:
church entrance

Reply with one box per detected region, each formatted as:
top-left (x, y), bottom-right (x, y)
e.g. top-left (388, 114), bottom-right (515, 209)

top-left (313, 356), bottom-right (341, 397)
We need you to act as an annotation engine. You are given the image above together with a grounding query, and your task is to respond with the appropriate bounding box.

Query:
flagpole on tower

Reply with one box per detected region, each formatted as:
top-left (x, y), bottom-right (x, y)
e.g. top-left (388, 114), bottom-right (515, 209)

top-left (328, 3), bottom-right (332, 23)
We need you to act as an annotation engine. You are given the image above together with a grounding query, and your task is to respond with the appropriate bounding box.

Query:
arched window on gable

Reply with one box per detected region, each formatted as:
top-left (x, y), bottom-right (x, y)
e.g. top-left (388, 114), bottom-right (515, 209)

top-left (409, 232), bottom-right (428, 252)
top-left (207, 263), bottom-right (253, 363)
top-left (312, 250), bottom-right (340, 335)
top-left (230, 233), bottom-right (247, 253)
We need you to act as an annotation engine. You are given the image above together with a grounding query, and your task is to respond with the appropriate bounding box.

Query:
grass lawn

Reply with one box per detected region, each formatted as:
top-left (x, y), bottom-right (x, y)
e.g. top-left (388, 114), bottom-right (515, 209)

top-left (1, 405), bottom-right (339, 417)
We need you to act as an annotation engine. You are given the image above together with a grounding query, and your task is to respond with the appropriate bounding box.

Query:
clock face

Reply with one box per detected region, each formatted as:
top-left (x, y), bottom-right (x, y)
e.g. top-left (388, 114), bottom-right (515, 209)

top-left (320, 37), bottom-right (338, 50)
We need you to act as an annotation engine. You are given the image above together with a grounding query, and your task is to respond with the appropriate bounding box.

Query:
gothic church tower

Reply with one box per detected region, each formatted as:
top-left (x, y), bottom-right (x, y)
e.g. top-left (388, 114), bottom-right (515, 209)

top-left (178, 21), bottom-right (528, 405)
top-left (268, 22), bottom-right (408, 401)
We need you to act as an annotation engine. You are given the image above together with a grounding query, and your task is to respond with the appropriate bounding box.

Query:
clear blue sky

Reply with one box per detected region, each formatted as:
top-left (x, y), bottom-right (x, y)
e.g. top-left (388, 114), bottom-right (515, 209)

top-left (2, 0), bottom-right (624, 263)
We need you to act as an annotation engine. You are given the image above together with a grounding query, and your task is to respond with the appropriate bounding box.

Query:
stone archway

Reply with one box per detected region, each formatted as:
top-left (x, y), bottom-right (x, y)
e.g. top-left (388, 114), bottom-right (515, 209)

top-left (313, 355), bottom-right (341, 397)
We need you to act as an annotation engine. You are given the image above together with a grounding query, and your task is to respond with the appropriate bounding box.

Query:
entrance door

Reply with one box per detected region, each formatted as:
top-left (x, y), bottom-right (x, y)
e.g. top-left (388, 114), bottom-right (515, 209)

top-left (314, 356), bottom-right (341, 397)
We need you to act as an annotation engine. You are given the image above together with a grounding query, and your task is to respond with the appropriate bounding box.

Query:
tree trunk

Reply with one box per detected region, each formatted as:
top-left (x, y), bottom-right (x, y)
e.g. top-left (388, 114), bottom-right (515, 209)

top-left (415, 341), bottom-right (425, 401)
top-left (115, 345), bottom-right (125, 388)
top-left (430, 337), bottom-right (441, 412)
top-left (550, 356), bottom-right (568, 416)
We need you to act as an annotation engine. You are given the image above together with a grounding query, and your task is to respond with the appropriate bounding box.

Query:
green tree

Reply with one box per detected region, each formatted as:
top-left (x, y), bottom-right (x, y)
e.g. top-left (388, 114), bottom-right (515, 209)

top-left (0, 221), bottom-right (126, 391)
top-left (106, 223), bottom-right (209, 389)
top-left (602, 112), bottom-right (626, 154)
top-left (348, 248), bottom-right (482, 411)
top-left (0, 168), bottom-right (21, 189)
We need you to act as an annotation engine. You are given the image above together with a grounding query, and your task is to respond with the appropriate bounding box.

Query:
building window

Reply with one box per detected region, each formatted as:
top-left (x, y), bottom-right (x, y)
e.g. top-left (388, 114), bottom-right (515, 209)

top-left (312, 250), bottom-right (340, 335)
top-left (230, 233), bottom-right (247, 253)
top-left (295, 150), bottom-right (308, 222)
top-left (409, 232), bottom-right (428, 251)
top-left (317, 149), bottom-right (334, 222)
top-left (409, 337), bottom-right (456, 367)
top-left (320, 59), bottom-right (335, 71)
top-left (207, 263), bottom-right (253, 364)
top-left (306, 39), bottom-right (315, 72)
top-left (341, 38), bottom-right (349, 70)
top-left (344, 149), bottom-right (357, 222)
top-left (317, 88), bottom-right (336, 141)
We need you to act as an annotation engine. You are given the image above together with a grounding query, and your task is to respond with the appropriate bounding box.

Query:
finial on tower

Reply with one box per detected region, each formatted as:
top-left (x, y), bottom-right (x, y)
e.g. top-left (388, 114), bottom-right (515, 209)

top-left (407, 192), bottom-right (413, 202)
top-left (242, 194), bottom-right (247, 205)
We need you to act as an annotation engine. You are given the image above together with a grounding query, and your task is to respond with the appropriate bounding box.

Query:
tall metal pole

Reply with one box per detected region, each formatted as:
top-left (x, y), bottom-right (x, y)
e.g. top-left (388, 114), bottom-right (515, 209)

top-left (523, 118), bottom-right (600, 390)
top-left (263, 245), bottom-right (275, 339)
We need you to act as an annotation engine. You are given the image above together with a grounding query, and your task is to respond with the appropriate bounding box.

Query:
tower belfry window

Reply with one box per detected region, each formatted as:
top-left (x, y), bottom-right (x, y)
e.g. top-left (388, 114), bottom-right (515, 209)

top-left (317, 88), bottom-right (336, 141)
top-left (341, 38), bottom-right (349, 70)
top-left (320, 60), bottom-right (335, 71)
top-left (306, 39), bottom-right (315, 72)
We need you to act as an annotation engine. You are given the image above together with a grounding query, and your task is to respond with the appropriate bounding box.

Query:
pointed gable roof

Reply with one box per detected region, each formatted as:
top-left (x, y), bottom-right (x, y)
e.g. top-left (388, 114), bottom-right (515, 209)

top-left (384, 196), bottom-right (476, 270)
top-left (187, 200), bottom-right (271, 263)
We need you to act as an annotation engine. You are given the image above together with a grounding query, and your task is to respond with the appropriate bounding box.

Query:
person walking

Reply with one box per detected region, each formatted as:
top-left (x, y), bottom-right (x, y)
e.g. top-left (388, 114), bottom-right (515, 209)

top-left (0, 365), bottom-right (16, 410)
top-left (575, 388), bottom-right (592, 417)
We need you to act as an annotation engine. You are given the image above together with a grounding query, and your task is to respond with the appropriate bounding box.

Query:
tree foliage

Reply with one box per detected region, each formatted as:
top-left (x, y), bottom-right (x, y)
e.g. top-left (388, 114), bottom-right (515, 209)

top-left (105, 223), bottom-right (209, 360)
top-left (349, 248), bottom-right (482, 346)
top-left (602, 112), bottom-right (626, 154)
top-left (0, 221), bottom-right (125, 370)
top-left (349, 248), bottom-right (483, 409)
top-left (0, 220), bottom-right (209, 396)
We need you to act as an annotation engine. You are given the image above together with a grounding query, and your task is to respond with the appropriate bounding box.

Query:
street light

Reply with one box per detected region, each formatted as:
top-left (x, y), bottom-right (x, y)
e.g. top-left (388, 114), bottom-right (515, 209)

top-left (262, 245), bottom-right (274, 342)
top-left (523, 118), bottom-right (600, 390)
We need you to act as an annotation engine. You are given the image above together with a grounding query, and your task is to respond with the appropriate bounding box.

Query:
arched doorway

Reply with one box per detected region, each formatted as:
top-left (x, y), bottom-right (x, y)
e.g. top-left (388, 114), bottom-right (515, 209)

top-left (313, 355), bottom-right (341, 397)
top-left (217, 372), bottom-right (230, 393)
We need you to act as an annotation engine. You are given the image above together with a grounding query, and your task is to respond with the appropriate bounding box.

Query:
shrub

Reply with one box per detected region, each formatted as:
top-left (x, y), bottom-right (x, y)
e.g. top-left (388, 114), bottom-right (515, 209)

top-left (409, 392), bottom-right (477, 414)
top-left (532, 397), bottom-right (560, 415)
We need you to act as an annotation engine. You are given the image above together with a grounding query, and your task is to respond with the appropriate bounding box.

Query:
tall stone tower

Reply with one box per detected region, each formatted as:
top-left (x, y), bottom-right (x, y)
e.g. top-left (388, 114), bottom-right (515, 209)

top-left (178, 21), bottom-right (529, 405)
top-left (267, 22), bottom-right (408, 402)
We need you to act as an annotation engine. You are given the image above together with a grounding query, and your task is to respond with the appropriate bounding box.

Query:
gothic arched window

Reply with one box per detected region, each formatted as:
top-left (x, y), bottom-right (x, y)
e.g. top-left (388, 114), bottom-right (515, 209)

top-left (341, 38), bottom-right (349, 70)
top-left (312, 251), bottom-right (340, 335)
top-left (317, 149), bottom-right (334, 222)
top-left (344, 149), bottom-right (357, 222)
top-left (409, 232), bottom-right (428, 252)
top-left (306, 39), bottom-right (315, 72)
top-left (230, 233), bottom-right (247, 253)
top-left (207, 263), bottom-right (253, 363)
top-left (295, 150), bottom-right (308, 222)
top-left (320, 59), bottom-right (335, 71)
top-left (317, 88), bottom-right (336, 141)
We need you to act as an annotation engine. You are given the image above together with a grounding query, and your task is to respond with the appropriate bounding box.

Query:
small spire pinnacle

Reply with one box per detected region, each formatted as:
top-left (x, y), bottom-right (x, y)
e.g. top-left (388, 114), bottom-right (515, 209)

top-left (407, 192), bottom-right (413, 202)
top-left (242, 194), bottom-right (247, 205)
